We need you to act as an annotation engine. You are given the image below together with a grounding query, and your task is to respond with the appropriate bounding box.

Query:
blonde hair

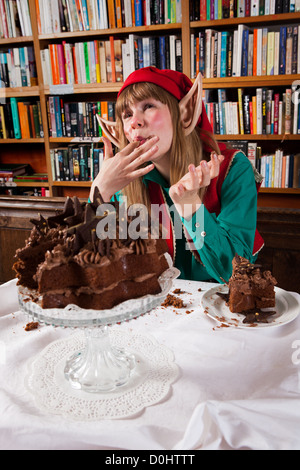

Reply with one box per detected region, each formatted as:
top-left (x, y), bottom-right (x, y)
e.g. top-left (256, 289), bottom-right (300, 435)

top-left (115, 82), bottom-right (220, 209)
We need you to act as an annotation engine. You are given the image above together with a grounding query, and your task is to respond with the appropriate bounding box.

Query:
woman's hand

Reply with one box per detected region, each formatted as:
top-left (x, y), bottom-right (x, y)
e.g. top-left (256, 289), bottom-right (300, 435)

top-left (89, 136), bottom-right (159, 202)
top-left (169, 152), bottom-right (224, 219)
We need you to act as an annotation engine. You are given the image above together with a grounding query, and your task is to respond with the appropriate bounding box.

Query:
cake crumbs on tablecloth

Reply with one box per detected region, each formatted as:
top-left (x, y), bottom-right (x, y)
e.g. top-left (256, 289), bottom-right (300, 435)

top-left (161, 294), bottom-right (185, 308)
top-left (24, 322), bottom-right (39, 331)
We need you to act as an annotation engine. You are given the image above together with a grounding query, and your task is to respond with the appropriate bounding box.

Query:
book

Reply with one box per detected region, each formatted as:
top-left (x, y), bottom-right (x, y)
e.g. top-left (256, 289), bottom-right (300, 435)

top-left (234, 24), bottom-right (251, 77)
top-left (238, 88), bottom-right (244, 134)
top-left (293, 153), bottom-right (300, 187)
top-left (10, 97), bottom-right (21, 139)
top-left (0, 162), bottom-right (32, 176)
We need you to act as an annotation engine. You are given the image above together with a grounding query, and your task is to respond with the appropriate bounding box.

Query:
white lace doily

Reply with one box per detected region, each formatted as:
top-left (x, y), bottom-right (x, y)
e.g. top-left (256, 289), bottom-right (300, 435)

top-left (25, 329), bottom-right (179, 421)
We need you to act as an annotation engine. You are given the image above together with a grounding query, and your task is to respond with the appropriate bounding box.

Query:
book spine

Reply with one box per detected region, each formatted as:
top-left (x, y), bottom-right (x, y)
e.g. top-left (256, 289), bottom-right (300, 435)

top-left (279, 26), bottom-right (287, 75)
top-left (134, 0), bottom-right (143, 25)
top-left (238, 88), bottom-right (244, 134)
top-left (49, 44), bottom-right (60, 85)
top-left (48, 96), bottom-right (57, 138)
top-left (57, 43), bottom-right (67, 84)
top-left (273, 92), bottom-right (279, 134)
top-left (83, 42), bottom-right (91, 83)
top-left (243, 94), bottom-right (251, 134)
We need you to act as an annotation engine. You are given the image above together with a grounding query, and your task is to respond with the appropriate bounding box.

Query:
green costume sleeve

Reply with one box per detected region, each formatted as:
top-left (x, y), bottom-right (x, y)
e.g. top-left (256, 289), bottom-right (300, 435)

top-left (182, 152), bottom-right (258, 283)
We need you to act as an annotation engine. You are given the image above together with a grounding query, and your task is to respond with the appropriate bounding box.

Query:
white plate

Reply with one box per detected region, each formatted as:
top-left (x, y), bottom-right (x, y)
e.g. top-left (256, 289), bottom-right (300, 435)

top-left (201, 285), bottom-right (300, 328)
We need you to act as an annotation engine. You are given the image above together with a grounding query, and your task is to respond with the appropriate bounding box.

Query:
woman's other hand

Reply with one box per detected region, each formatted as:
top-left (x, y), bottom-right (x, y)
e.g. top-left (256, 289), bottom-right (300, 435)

top-left (169, 153), bottom-right (224, 219)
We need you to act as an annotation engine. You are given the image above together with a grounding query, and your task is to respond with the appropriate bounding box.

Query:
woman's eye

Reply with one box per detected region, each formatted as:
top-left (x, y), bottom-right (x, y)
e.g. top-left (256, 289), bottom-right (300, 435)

top-left (122, 111), bottom-right (132, 119)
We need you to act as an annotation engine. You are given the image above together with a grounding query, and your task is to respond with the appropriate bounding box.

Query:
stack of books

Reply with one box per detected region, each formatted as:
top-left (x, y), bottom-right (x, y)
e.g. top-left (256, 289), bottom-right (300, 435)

top-left (13, 173), bottom-right (48, 182)
top-left (0, 163), bottom-right (32, 183)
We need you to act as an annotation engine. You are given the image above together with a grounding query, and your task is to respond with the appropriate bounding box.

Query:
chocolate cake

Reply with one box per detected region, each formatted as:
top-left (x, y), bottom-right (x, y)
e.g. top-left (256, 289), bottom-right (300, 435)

top-left (227, 254), bottom-right (277, 316)
top-left (14, 189), bottom-right (169, 310)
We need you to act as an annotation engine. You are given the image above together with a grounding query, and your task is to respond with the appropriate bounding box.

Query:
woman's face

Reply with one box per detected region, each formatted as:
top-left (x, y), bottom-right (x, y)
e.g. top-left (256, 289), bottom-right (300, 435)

top-left (121, 98), bottom-right (173, 163)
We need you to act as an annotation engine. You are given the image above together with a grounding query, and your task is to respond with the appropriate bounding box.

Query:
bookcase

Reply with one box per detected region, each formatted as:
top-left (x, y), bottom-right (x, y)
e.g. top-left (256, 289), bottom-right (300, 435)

top-left (0, 0), bottom-right (299, 209)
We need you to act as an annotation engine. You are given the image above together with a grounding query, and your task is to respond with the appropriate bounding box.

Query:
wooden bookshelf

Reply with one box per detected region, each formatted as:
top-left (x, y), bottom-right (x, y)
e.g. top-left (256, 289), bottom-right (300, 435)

top-left (202, 74), bottom-right (300, 88)
top-left (0, 1), bottom-right (299, 208)
top-left (191, 11), bottom-right (300, 28)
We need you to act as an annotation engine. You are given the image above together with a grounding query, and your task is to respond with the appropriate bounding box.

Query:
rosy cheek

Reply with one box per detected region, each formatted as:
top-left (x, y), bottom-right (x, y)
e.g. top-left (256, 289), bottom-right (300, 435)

top-left (151, 113), bottom-right (164, 128)
top-left (123, 125), bottom-right (132, 141)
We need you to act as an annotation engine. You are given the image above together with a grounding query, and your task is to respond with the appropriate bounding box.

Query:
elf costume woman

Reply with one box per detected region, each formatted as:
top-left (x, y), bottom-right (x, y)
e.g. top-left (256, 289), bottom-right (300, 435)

top-left (90, 67), bottom-right (263, 283)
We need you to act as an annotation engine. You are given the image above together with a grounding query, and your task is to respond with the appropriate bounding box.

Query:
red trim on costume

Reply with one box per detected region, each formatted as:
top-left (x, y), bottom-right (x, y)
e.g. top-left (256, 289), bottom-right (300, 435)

top-left (147, 181), bottom-right (174, 260)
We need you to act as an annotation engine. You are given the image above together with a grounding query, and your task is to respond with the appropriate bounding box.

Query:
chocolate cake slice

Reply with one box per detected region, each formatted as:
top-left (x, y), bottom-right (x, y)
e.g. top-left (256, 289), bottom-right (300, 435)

top-left (228, 254), bottom-right (277, 314)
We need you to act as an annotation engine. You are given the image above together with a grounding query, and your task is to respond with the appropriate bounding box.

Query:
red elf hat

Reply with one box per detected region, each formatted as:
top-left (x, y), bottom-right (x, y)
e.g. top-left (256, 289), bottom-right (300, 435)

top-left (117, 67), bottom-right (214, 136)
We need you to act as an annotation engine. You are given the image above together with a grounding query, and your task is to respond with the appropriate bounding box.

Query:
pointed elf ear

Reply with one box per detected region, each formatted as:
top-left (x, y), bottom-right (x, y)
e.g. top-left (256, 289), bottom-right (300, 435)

top-left (96, 114), bottom-right (121, 147)
top-left (179, 73), bottom-right (203, 136)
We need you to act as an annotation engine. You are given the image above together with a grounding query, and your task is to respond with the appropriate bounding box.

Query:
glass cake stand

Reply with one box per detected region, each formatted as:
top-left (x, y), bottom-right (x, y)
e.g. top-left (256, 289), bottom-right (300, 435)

top-left (18, 265), bottom-right (180, 393)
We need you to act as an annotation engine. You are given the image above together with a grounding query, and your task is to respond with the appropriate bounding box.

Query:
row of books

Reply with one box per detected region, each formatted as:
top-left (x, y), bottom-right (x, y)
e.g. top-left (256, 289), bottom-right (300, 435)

top-left (47, 97), bottom-right (115, 138)
top-left (41, 34), bottom-right (182, 86)
top-left (259, 150), bottom-right (300, 187)
top-left (225, 141), bottom-right (300, 187)
top-left (0, 99), bottom-right (44, 139)
top-left (124, 34), bottom-right (182, 78)
top-left (49, 138), bottom-right (300, 188)
top-left (50, 144), bottom-right (104, 181)
top-left (0, 0), bottom-right (32, 39)
top-left (191, 24), bottom-right (300, 79)
top-left (37, 0), bottom-right (182, 34)
top-left (190, 0), bottom-right (300, 20)
top-left (0, 46), bottom-right (37, 88)
top-left (204, 87), bottom-right (300, 135)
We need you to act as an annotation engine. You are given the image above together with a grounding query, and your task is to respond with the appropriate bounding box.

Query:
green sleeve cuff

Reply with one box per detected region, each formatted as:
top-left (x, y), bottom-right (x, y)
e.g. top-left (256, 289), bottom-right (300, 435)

top-left (182, 205), bottom-right (219, 251)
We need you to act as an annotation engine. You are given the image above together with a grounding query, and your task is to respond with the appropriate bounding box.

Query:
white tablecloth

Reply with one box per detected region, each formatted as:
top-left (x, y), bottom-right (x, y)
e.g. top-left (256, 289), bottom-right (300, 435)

top-left (0, 278), bottom-right (300, 450)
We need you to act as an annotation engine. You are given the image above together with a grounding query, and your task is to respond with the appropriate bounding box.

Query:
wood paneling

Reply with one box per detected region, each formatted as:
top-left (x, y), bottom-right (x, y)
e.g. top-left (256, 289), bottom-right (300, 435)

top-left (256, 208), bottom-right (300, 293)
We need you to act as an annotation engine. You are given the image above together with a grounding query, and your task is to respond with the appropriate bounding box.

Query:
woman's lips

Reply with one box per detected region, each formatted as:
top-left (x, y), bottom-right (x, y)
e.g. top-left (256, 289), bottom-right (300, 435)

top-left (134, 136), bottom-right (152, 146)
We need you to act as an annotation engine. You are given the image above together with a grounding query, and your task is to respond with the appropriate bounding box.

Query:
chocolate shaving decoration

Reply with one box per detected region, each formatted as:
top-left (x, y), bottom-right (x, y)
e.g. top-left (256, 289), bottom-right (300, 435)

top-left (242, 309), bottom-right (276, 324)
top-left (233, 253), bottom-right (262, 274)
top-left (72, 231), bottom-right (83, 255)
top-left (91, 229), bottom-right (98, 253)
top-left (65, 197), bottom-right (85, 227)
top-left (105, 238), bottom-right (111, 257)
top-left (98, 239), bottom-right (105, 256)
top-left (91, 186), bottom-right (105, 207)
top-left (30, 214), bottom-right (48, 234)
top-left (47, 197), bottom-right (75, 228)
top-left (84, 203), bottom-right (97, 224)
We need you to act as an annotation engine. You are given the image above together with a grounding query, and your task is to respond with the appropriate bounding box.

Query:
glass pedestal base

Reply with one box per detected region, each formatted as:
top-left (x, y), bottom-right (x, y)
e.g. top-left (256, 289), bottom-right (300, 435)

top-left (18, 264), bottom-right (180, 394)
top-left (64, 326), bottom-right (135, 392)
